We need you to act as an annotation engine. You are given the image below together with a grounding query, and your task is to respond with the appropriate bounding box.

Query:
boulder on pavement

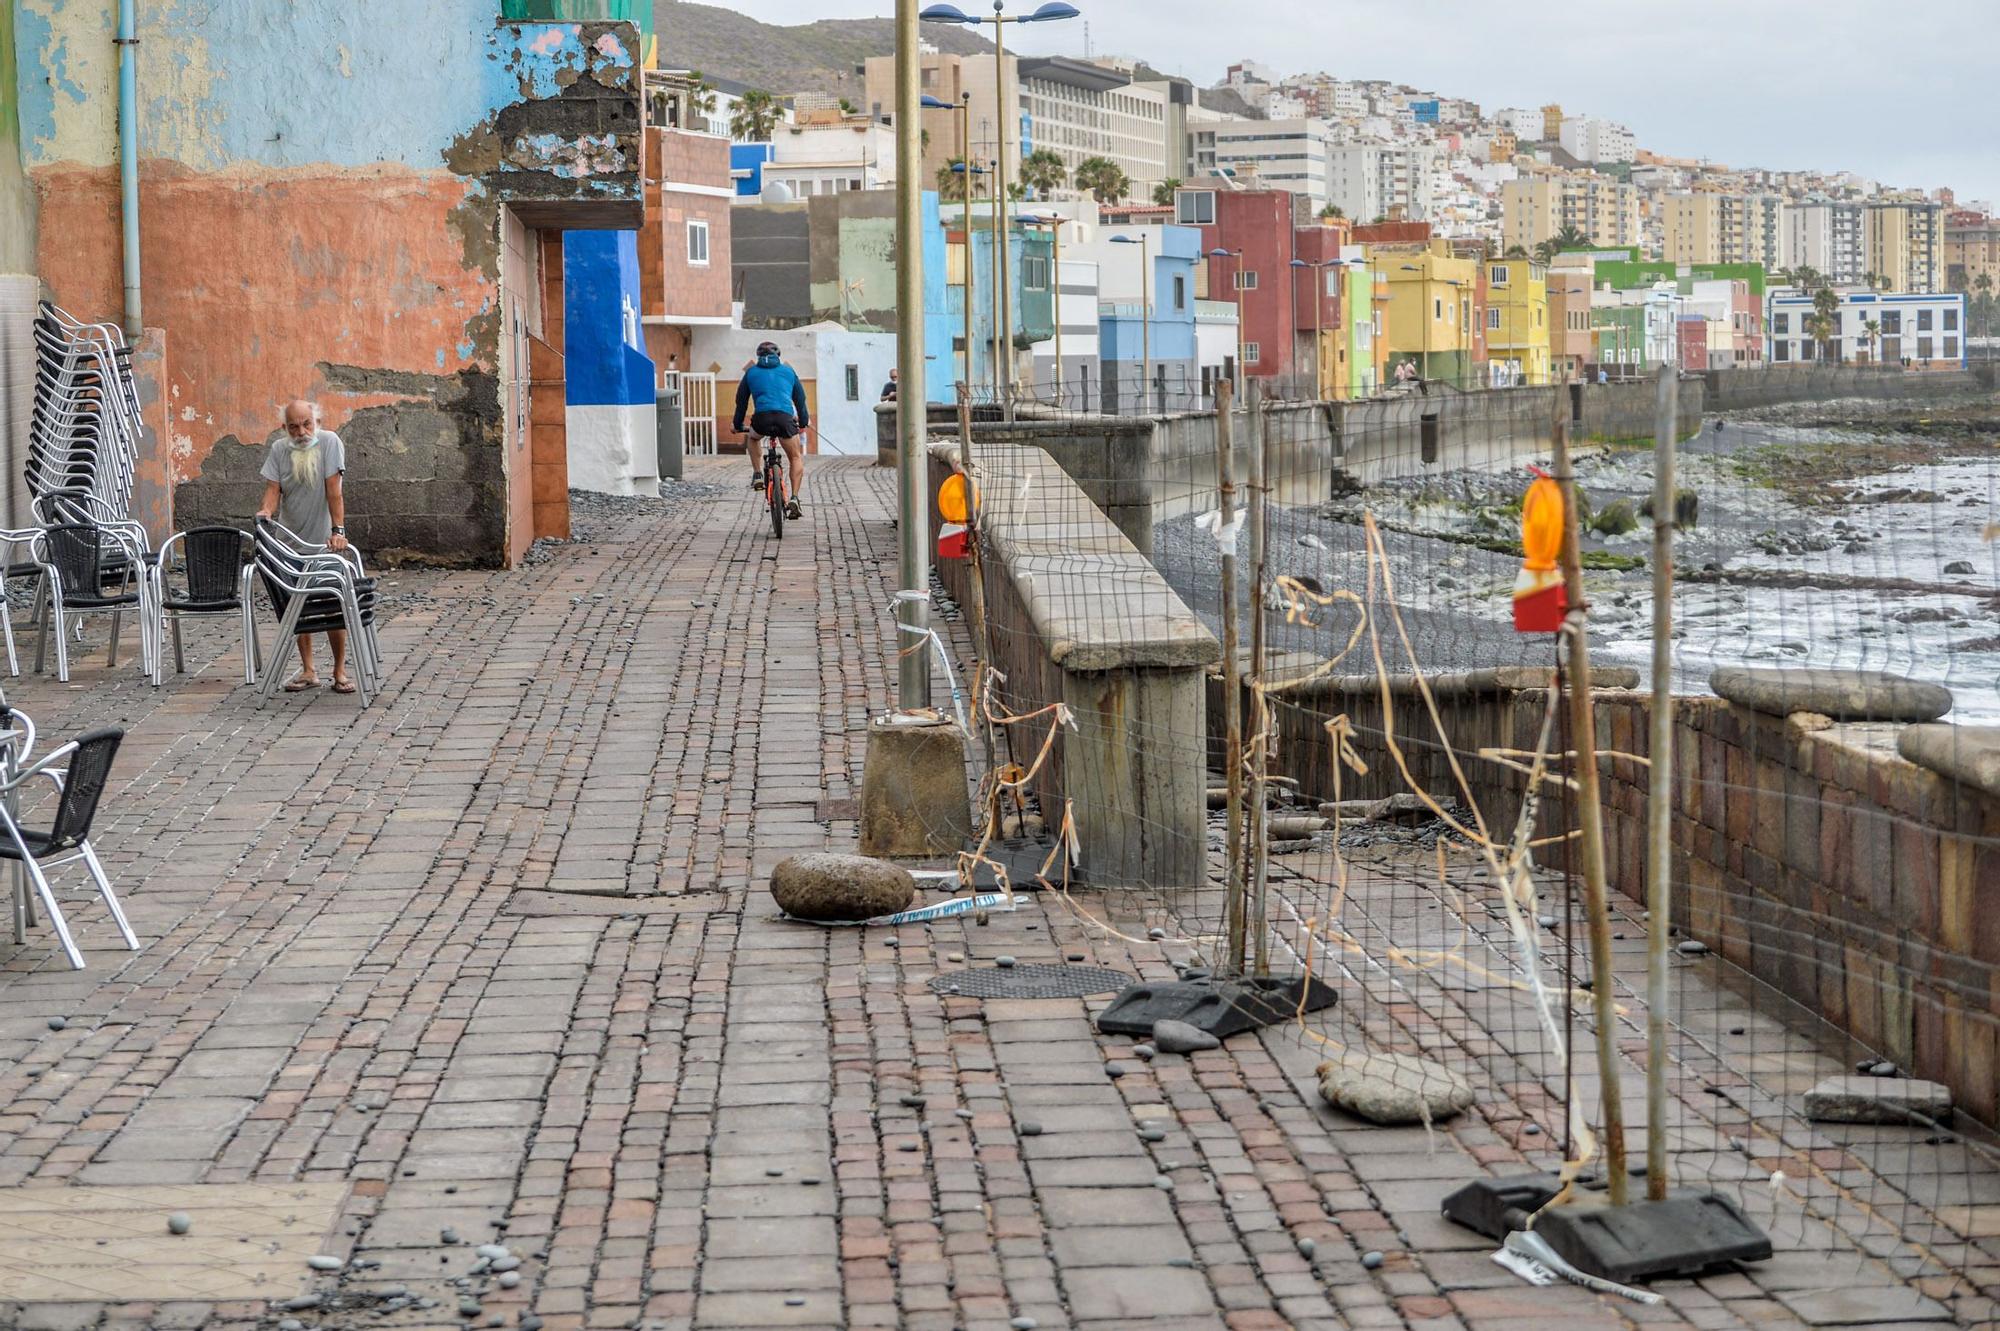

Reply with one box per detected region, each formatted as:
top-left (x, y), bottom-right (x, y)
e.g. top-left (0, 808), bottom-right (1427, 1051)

top-left (1316, 1050), bottom-right (1474, 1125)
top-left (771, 853), bottom-right (916, 922)
top-left (1710, 666), bottom-right (1952, 722)
top-left (1897, 724), bottom-right (2000, 799)
top-left (1803, 1075), bottom-right (1952, 1125)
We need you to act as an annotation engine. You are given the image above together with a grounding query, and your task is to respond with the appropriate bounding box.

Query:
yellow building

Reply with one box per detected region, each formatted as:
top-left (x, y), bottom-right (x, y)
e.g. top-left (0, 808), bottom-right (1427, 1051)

top-left (1485, 257), bottom-right (1549, 384)
top-left (1664, 192), bottom-right (1783, 268)
top-left (1489, 129), bottom-right (1517, 164)
top-left (1541, 103), bottom-right (1563, 143)
top-left (1865, 200), bottom-right (1943, 292)
top-left (1375, 242), bottom-right (1479, 384)
top-left (1502, 173), bottom-right (1642, 251)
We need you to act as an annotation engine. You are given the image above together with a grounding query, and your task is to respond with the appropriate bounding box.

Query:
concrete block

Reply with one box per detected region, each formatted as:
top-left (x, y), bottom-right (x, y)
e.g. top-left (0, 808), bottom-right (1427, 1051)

top-left (858, 714), bottom-right (973, 858)
top-left (1803, 1075), bottom-right (1952, 1125)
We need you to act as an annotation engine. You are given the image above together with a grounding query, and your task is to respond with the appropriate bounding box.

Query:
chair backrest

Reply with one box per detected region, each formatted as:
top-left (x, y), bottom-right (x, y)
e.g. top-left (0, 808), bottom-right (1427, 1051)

top-left (44, 727), bottom-right (123, 854)
top-left (40, 524), bottom-right (107, 598)
top-left (175, 526), bottom-right (251, 604)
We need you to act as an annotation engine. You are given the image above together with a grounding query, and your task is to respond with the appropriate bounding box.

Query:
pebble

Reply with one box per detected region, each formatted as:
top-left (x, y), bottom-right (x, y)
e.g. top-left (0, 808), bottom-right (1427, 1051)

top-left (1297, 1237), bottom-right (1317, 1259)
top-left (307, 1254), bottom-right (344, 1271)
top-left (800, 1176), bottom-right (822, 1186)
top-left (1154, 1176), bottom-right (1174, 1190)
top-left (1138, 1126), bottom-right (1166, 1142)
top-left (954, 1108), bottom-right (975, 1120)
top-left (1018, 1120), bottom-right (1043, 1137)
top-left (476, 1244), bottom-right (508, 1259)
top-left (947, 952), bottom-right (965, 962)
top-left (1105, 1063), bottom-right (1127, 1079)
top-left (1677, 939), bottom-right (1709, 956)
top-left (1011, 1318), bottom-right (1039, 1330)
top-left (441, 1227), bottom-right (462, 1244)
top-left (974, 910), bottom-right (990, 926)
top-left (1168, 1256), bottom-right (1195, 1268)
top-left (1133, 1043), bottom-right (1156, 1061)
top-left (1361, 1250), bottom-right (1385, 1269)
top-left (1066, 952), bottom-right (1085, 961)
top-left (167, 1212), bottom-right (192, 1235)
top-left (458, 1296), bottom-right (483, 1317)
top-left (899, 1094), bottom-right (926, 1108)
top-left (279, 1295), bottom-right (322, 1312)
top-left (46, 1016), bottom-right (65, 1031)
top-left (1869, 1061), bottom-right (1899, 1078)
top-left (995, 955), bottom-right (1017, 968)
top-left (1523, 1123), bottom-right (1541, 1136)
top-left (1537, 914), bottom-right (1557, 929)
top-left (498, 1271), bottom-right (521, 1289)
top-left (490, 1255), bottom-right (521, 1272)
top-left (278, 1322), bottom-right (304, 1331)
top-left (520, 1319), bottom-right (545, 1331)
top-left (785, 1297), bottom-right (806, 1307)
top-left (766, 1167), bottom-right (784, 1177)
top-left (1729, 1026), bottom-right (1746, 1036)
top-left (1148, 927), bottom-right (1167, 940)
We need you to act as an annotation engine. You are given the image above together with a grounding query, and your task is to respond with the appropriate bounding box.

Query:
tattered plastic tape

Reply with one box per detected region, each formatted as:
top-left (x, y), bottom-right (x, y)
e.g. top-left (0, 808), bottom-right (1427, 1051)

top-left (1194, 507), bottom-right (1245, 557)
top-left (890, 590), bottom-right (970, 733)
top-left (783, 890), bottom-right (1016, 928)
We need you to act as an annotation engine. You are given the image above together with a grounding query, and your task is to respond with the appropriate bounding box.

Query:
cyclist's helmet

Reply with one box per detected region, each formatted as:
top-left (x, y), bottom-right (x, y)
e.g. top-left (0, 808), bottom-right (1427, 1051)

top-left (755, 341), bottom-right (782, 368)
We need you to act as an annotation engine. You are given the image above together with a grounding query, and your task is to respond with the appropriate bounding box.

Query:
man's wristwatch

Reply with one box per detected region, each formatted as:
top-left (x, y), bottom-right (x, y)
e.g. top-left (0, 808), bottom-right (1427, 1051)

top-left (330, 525), bottom-right (345, 536)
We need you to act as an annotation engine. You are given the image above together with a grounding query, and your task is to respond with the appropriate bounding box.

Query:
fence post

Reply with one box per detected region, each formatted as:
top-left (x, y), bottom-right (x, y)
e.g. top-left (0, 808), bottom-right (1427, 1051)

top-left (1216, 378), bottom-right (1246, 976)
top-left (1645, 364), bottom-right (1679, 1200)
top-left (1245, 379), bottom-right (1270, 976)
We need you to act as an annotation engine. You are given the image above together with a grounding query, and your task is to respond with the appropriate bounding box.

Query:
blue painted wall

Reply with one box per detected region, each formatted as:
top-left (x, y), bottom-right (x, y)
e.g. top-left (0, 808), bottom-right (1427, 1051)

top-left (732, 143), bottom-right (774, 198)
top-left (563, 230), bottom-right (656, 406)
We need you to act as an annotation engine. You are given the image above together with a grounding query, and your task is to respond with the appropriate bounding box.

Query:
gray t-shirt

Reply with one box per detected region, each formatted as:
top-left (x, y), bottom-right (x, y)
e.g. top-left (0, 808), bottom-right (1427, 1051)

top-left (260, 430), bottom-right (347, 543)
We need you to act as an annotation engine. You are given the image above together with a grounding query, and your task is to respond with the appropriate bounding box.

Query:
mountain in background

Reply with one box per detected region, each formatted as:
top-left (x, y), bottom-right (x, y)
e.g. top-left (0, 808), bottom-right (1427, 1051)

top-left (655, 0), bottom-right (991, 102)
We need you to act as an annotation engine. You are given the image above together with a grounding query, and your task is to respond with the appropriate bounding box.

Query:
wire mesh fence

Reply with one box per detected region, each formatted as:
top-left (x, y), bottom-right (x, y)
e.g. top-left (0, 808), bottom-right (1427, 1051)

top-left (922, 361), bottom-right (2000, 1318)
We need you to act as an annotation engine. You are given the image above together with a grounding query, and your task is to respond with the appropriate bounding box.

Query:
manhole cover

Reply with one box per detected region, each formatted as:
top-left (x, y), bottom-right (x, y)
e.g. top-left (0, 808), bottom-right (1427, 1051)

top-left (928, 964), bottom-right (1132, 1000)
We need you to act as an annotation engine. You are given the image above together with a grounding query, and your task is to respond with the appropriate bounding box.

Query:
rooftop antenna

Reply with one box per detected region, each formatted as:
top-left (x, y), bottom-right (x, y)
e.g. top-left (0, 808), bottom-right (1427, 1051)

top-left (1083, 20), bottom-right (1090, 57)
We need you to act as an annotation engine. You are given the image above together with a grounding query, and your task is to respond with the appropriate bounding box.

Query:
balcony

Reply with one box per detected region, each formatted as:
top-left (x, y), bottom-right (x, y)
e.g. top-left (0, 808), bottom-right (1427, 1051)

top-left (484, 21), bottom-right (646, 229)
top-left (1194, 299), bottom-right (1239, 323)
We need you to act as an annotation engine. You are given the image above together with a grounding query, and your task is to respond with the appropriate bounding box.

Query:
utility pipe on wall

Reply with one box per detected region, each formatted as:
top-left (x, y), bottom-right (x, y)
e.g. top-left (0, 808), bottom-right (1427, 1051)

top-left (117, 0), bottom-right (142, 338)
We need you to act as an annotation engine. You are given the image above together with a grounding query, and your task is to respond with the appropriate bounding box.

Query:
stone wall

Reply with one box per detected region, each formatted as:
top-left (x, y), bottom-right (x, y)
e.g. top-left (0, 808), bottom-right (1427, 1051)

top-left (927, 440), bottom-right (1220, 891)
top-left (1240, 672), bottom-right (2000, 1127)
top-left (1703, 364), bottom-right (1991, 413)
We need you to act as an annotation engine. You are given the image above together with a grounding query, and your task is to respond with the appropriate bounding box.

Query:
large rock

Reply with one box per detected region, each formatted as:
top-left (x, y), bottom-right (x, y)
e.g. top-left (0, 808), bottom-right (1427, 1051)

top-left (771, 853), bottom-right (916, 922)
top-left (1803, 1075), bottom-right (1952, 1125)
top-left (1316, 1050), bottom-right (1474, 1125)
top-left (1710, 666), bottom-right (1952, 722)
top-left (1152, 1019), bottom-right (1221, 1054)
top-left (1898, 724), bottom-right (2000, 799)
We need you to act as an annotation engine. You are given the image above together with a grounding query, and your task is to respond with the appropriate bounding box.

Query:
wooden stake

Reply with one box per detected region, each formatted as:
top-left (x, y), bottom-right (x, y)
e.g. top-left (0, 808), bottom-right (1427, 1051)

top-left (1217, 378), bottom-right (1246, 977)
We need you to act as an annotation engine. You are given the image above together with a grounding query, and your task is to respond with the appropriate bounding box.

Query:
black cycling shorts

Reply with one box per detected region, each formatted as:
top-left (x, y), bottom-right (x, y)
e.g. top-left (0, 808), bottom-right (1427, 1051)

top-left (749, 410), bottom-right (801, 440)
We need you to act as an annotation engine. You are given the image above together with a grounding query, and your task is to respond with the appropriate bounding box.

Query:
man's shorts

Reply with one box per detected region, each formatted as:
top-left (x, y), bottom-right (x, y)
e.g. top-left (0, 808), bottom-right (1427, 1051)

top-left (749, 410), bottom-right (801, 440)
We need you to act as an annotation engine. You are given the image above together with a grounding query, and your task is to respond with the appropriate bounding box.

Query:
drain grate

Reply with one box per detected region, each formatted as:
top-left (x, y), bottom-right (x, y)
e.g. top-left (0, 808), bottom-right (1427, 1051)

top-left (928, 963), bottom-right (1132, 1000)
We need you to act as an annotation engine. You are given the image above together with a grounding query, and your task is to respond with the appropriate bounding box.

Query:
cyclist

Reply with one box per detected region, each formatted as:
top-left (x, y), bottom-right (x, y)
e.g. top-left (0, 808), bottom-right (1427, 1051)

top-left (731, 341), bottom-right (809, 519)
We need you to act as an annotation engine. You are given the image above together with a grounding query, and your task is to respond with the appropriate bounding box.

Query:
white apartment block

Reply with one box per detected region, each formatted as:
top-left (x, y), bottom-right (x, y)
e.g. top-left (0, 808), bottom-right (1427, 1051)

top-left (1558, 116), bottom-right (1636, 164)
top-left (1209, 118), bottom-right (1335, 208)
top-left (1326, 141), bottom-right (1432, 222)
top-left (1494, 107), bottom-right (1547, 141)
top-left (1766, 290), bottom-right (1965, 365)
top-left (763, 117), bottom-right (897, 197)
top-left (1781, 200), bottom-right (1864, 285)
top-left (1018, 57), bottom-right (1172, 201)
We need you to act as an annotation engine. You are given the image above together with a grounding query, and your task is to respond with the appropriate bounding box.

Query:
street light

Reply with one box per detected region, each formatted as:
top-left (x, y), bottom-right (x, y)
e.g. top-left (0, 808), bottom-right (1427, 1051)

top-left (1109, 232), bottom-right (1151, 413)
top-left (924, 94), bottom-right (980, 390)
top-left (921, 0), bottom-right (1082, 421)
top-left (1290, 256), bottom-right (1335, 400)
top-left (1209, 246), bottom-right (1244, 396)
top-left (1016, 212), bottom-right (1065, 406)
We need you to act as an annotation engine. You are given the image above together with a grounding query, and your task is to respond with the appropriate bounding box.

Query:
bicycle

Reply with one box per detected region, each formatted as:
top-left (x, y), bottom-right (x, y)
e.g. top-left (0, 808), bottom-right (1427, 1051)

top-left (757, 432), bottom-right (788, 539)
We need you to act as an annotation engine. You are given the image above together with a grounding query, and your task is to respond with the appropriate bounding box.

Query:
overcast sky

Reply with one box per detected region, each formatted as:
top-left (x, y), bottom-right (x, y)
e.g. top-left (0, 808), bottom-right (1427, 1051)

top-left (728, 0), bottom-right (1996, 206)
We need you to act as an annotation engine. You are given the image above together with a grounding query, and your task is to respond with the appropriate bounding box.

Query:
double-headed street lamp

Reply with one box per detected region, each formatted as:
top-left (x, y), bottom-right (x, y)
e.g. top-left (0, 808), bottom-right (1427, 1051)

top-left (1208, 246), bottom-right (1244, 397)
top-left (920, 0), bottom-right (1081, 420)
top-left (1289, 256), bottom-right (1335, 400)
top-left (1108, 232), bottom-right (1151, 413)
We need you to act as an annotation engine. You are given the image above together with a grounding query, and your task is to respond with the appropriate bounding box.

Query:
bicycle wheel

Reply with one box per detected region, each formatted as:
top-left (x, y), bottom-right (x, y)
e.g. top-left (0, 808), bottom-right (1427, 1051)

top-left (767, 462), bottom-right (785, 539)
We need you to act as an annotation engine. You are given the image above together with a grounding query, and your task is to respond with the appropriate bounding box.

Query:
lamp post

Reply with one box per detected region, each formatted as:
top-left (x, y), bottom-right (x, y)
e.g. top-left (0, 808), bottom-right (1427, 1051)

top-left (921, 0), bottom-right (1082, 422)
top-left (1209, 246), bottom-right (1243, 396)
top-left (924, 93), bottom-right (978, 391)
top-left (1290, 256), bottom-right (1334, 400)
top-left (893, 0), bottom-right (929, 709)
top-left (1110, 232), bottom-right (1151, 413)
top-left (1014, 212), bottom-right (1065, 404)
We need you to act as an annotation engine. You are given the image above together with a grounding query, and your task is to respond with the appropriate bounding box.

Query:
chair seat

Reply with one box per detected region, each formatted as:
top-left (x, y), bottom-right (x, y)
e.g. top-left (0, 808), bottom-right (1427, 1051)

top-left (58, 590), bottom-right (140, 610)
top-left (0, 827), bottom-right (73, 859)
top-left (163, 595), bottom-right (241, 613)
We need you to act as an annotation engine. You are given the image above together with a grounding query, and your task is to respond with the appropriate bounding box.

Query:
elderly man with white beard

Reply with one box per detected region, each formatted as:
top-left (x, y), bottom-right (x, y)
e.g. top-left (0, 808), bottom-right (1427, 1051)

top-left (254, 398), bottom-right (356, 693)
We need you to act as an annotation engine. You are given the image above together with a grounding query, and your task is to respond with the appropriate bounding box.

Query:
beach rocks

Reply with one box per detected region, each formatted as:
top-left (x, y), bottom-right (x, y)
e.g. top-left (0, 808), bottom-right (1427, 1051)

top-left (770, 853), bottom-right (916, 922)
top-left (1153, 1019), bottom-right (1222, 1054)
top-left (1316, 1050), bottom-right (1474, 1125)
top-left (1804, 1075), bottom-right (1951, 1125)
top-left (1899, 725), bottom-right (2000, 798)
top-left (1710, 666), bottom-right (1951, 722)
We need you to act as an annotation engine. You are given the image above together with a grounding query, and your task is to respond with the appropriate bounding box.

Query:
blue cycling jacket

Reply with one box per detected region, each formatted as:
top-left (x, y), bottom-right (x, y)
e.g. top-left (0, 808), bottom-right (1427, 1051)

top-left (732, 359), bottom-right (810, 429)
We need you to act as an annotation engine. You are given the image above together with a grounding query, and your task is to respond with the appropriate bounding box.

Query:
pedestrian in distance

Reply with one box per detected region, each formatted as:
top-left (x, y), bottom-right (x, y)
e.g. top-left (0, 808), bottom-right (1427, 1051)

top-left (255, 399), bottom-right (358, 694)
top-left (880, 367), bottom-right (899, 403)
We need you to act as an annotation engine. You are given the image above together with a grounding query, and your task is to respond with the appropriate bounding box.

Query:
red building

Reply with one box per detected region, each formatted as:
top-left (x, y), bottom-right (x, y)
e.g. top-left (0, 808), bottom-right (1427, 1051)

top-left (1677, 317), bottom-right (1708, 372)
top-left (1290, 223), bottom-right (1346, 398)
top-left (1190, 188), bottom-right (1305, 392)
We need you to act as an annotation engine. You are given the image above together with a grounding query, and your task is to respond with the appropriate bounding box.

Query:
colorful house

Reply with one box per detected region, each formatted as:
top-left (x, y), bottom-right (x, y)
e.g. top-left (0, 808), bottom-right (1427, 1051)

top-left (1484, 257), bottom-right (1550, 385)
top-left (1375, 242), bottom-right (1480, 384)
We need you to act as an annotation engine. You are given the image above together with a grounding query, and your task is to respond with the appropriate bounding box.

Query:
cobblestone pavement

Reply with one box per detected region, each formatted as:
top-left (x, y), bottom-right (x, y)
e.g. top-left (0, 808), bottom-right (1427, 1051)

top-left (0, 458), bottom-right (1991, 1330)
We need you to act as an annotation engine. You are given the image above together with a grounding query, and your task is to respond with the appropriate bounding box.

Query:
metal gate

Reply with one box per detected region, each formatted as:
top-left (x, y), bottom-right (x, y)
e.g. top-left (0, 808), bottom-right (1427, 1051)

top-left (662, 371), bottom-right (718, 455)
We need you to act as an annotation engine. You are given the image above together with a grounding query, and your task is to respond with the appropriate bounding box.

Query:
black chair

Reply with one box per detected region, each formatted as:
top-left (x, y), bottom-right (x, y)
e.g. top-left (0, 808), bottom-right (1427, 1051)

top-left (151, 526), bottom-right (259, 686)
top-left (254, 518), bottom-right (382, 705)
top-left (0, 726), bottom-right (136, 971)
top-left (32, 523), bottom-right (156, 681)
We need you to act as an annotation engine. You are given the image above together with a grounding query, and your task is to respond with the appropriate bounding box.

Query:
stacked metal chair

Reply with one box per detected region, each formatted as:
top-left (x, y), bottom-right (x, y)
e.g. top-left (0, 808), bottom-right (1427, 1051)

top-left (15, 303), bottom-right (158, 680)
top-left (253, 517), bottom-right (382, 706)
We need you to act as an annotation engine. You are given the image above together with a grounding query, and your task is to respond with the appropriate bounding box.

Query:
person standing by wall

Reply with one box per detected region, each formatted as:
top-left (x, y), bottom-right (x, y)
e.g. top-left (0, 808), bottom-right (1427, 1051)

top-left (255, 399), bottom-right (356, 693)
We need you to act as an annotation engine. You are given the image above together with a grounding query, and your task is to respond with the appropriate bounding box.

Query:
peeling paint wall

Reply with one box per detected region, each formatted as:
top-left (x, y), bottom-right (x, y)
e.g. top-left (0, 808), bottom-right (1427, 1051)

top-left (0, 2), bottom-right (35, 274)
top-left (17, 1), bottom-right (640, 564)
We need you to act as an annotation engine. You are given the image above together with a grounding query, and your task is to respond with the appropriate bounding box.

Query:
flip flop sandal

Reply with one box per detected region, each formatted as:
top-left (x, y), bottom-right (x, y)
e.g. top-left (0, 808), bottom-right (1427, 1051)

top-left (283, 675), bottom-right (320, 692)
top-left (330, 678), bottom-right (357, 695)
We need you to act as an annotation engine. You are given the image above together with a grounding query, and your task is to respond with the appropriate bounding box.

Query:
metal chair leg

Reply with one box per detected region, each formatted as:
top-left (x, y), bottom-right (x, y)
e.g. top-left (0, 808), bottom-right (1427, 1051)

top-left (172, 615), bottom-right (185, 675)
top-left (4, 821), bottom-right (82, 970)
top-left (0, 599), bottom-right (15, 676)
top-left (258, 599), bottom-right (306, 701)
top-left (79, 842), bottom-right (138, 951)
top-left (32, 581), bottom-right (48, 676)
top-left (107, 607), bottom-right (122, 669)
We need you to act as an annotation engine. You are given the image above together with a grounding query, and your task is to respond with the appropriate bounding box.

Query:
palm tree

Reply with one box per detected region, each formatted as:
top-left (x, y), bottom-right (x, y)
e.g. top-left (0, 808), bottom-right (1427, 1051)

top-left (935, 159), bottom-right (980, 203)
top-left (1019, 149), bottom-right (1067, 198)
top-left (1072, 157), bottom-right (1129, 205)
top-left (1791, 265), bottom-right (1823, 294)
top-left (1532, 238), bottom-right (1557, 265)
top-left (1862, 271), bottom-right (1879, 293)
top-left (1504, 244), bottom-right (1530, 260)
top-left (1549, 224), bottom-right (1591, 255)
top-left (729, 89), bottom-right (781, 142)
top-left (1151, 177), bottom-right (1183, 208)
top-left (1977, 272), bottom-right (1994, 338)
top-left (1862, 318), bottom-right (1881, 363)
top-left (1811, 285), bottom-right (1841, 361)
top-left (1318, 203), bottom-right (1344, 220)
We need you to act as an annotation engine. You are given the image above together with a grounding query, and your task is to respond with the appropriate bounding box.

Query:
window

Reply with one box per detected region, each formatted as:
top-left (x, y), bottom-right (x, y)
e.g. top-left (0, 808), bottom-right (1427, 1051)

top-left (1773, 312), bottom-right (1788, 334)
top-left (1490, 263), bottom-right (1509, 285)
top-left (1945, 337), bottom-right (1960, 359)
top-left (1173, 274), bottom-right (1186, 310)
top-left (1234, 270), bottom-right (1258, 291)
top-left (1918, 308), bottom-right (1933, 332)
top-left (1918, 336), bottom-right (1934, 360)
top-left (844, 365), bottom-right (859, 401)
top-left (1774, 341), bottom-right (1790, 362)
top-left (1022, 255), bottom-right (1049, 291)
top-left (687, 219), bottom-right (710, 266)
top-left (1243, 341), bottom-right (1261, 364)
top-left (1324, 269), bottom-right (1338, 296)
top-left (1881, 310), bottom-right (1901, 334)
top-left (1176, 190), bottom-right (1216, 225)
top-left (1357, 321), bottom-right (1371, 348)
top-left (1487, 307), bottom-right (1501, 330)
top-left (1945, 308), bottom-right (1959, 331)
top-left (1434, 297), bottom-right (1443, 320)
